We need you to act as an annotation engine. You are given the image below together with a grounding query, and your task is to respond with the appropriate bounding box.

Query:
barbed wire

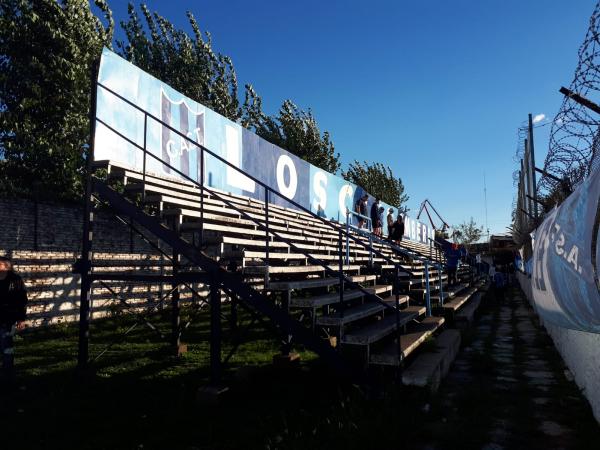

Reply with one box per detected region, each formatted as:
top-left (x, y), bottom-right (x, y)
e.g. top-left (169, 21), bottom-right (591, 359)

top-left (541, 1), bottom-right (600, 194)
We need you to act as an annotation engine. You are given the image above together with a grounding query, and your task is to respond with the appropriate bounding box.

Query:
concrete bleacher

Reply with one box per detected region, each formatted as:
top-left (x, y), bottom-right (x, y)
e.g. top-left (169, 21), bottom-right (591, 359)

top-left (92, 159), bottom-right (486, 376)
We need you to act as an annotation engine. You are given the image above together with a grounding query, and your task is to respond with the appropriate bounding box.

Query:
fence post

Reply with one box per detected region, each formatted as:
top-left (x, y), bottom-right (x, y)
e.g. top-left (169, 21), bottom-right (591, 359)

top-left (265, 187), bottom-right (270, 289)
top-left (425, 260), bottom-right (432, 317)
top-left (438, 262), bottom-right (444, 307)
top-left (209, 273), bottom-right (221, 386)
top-left (345, 211), bottom-right (350, 265)
top-left (338, 230), bottom-right (345, 319)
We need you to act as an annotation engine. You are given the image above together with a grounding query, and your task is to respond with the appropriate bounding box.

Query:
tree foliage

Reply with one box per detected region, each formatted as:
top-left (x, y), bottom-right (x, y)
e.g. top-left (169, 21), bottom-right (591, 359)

top-left (116, 4), bottom-right (241, 121)
top-left (117, 4), bottom-right (341, 173)
top-left (452, 217), bottom-right (483, 250)
top-left (342, 161), bottom-right (409, 208)
top-left (0, 1), bottom-right (342, 199)
top-left (242, 88), bottom-right (341, 173)
top-left (0, 0), bottom-right (113, 200)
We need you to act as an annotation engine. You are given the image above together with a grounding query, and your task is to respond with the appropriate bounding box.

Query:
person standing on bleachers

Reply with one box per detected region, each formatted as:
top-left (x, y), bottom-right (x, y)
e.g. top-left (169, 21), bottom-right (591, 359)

top-left (355, 194), bottom-right (369, 229)
top-left (445, 243), bottom-right (461, 287)
top-left (390, 214), bottom-right (405, 245)
top-left (386, 208), bottom-right (395, 239)
top-left (0, 256), bottom-right (28, 388)
top-left (370, 199), bottom-right (382, 236)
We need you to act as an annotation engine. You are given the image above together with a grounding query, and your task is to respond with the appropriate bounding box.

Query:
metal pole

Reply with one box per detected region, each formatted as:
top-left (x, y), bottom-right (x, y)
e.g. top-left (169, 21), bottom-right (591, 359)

top-left (265, 187), bottom-right (270, 288)
top-left (338, 230), bottom-right (345, 318)
top-left (395, 266), bottom-right (401, 363)
top-left (524, 138), bottom-right (533, 219)
top-left (172, 220), bottom-right (181, 354)
top-left (345, 212), bottom-right (350, 265)
top-left (368, 233), bottom-right (373, 267)
top-left (528, 113), bottom-right (538, 221)
top-left (142, 114), bottom-right (147, 203)
top-left (424, 260), bottom-right (431, 317)
top-left (78, 60), bottom-right (99, 371)
top-left (438, 263), bottom-right (444, 307)
top-left (200, 147), bottom-right (204, 247)
top-left (209, 274), bottom-right (221, 385)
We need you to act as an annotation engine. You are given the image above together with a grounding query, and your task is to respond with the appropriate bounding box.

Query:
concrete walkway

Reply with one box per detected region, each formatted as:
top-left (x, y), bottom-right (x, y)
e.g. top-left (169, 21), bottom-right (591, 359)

top-left (417, 285), bottom-right (600, 449)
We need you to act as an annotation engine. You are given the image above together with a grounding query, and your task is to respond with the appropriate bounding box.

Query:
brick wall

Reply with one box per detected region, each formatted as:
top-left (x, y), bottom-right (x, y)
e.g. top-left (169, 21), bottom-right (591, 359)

top-left (0, 197), bottom-right (195, 327)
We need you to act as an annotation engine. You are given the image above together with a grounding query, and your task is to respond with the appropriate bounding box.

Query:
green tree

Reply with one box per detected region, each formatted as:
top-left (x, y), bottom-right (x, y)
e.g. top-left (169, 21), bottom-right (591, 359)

top-left (242, 92), bottom-right (341, 173)
top-left (0, 0), bottom-right (113, 200)
top-left (117, 3), bottom-right (241, 121)
top-left (452, 217), bottom-right (483, 250)
top-left (119, 4), bottom-right (341, 174)
top-left (342, 161), bottom-right (409, 208)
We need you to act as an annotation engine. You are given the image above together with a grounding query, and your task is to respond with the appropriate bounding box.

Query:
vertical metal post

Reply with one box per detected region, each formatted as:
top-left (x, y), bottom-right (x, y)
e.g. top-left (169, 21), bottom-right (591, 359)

top-left (368, 234), bottom-right (373, 266)
top-left (77, 60), bottom-right (99, 371)
top-left (524, 138), bottom-right (534, 220)
top-left (438, 263), bottom-right (444, 307)
top-left (172, 220), bottom-right (181, 354)
top-left (528, 113), bottom-right (538, 220)
top-left (209, 274), bottom-right (221, 385)
top-left (265, 187), bottom-right (270, 288)
top-left (199, 147), bottom-right (204, 248)
top-left (424, 260), bottom-right (432, 317)
top-left (345, 212), bottom-right (350, 265)
top-left (281, 290), bottom-right (292, 356)
top-left (142, 114), bottom-right (148, 203)
top-left (338, 230), bottom-right (345, 318)
top-left (395, 266), bottom-right (401, 363)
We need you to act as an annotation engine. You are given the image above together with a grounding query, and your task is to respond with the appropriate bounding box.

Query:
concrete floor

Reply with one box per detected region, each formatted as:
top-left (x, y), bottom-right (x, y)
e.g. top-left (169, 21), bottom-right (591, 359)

top-left (415, 286), bottom-right (600, 449)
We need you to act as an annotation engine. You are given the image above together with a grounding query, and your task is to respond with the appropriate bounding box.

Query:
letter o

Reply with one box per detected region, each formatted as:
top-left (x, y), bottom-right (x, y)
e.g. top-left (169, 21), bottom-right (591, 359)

top-left (276, 155), bottom-right (298, 199)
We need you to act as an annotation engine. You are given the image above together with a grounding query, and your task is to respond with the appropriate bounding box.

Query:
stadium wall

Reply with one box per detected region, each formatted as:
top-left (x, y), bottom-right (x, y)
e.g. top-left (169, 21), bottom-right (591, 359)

top-left (0, 197), bottom-right (180, 327)
top-left (517, 272), bottom-right (600, 422)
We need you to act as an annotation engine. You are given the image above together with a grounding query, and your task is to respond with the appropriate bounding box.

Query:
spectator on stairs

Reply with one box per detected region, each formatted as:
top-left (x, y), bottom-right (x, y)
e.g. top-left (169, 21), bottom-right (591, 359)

top-left (387, 208), bottom-right (395, 239)
top-left (371, 199), bottom-right (382, 236)
top-left (445, 243), bottom-right (462, 287)
top-left (0, 256), bottom-right (28, 389)
top-left (355, 194), bottom-right (369, 229)
top-left (390, 214), bottom-right (405, 245)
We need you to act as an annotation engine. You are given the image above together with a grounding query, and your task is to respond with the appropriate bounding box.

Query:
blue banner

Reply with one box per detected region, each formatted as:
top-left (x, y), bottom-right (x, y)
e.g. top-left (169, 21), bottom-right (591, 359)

top-left (94, 48), bottom-right (434, 245)
top-left (531, 165), bottom-right (600, 333)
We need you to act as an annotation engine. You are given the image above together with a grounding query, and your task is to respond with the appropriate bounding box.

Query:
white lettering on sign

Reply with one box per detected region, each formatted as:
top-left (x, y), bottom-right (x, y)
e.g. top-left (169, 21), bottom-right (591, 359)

top-left (313, 171), bottom-right (327, 211)
top-left (276, 154), bottom-right (298, 199)
top-left (225, 125), bottom-right (255, 193)
top-left (339, 184), bottom-right (353, 216)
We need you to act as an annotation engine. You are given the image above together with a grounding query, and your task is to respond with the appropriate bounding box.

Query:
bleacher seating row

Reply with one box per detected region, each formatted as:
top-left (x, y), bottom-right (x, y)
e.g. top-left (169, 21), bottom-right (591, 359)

top-left (91, 159), bottom-right (485, 376)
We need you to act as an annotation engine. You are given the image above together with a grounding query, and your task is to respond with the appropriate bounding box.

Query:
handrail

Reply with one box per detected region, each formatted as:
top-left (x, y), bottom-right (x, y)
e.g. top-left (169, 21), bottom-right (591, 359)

top-left (94, 85), bottom-right (422, 341)
top-left (94, 80), bottom-right (450, 364)
top-left (96, 82), bottom-right (415, 278)
top-left (346, 209), bottom-right (372, 230)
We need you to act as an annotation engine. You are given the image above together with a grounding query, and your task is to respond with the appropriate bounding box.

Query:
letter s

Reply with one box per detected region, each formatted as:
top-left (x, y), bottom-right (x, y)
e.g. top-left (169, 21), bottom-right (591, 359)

top-left (313, 171), bottom-right (327, 211)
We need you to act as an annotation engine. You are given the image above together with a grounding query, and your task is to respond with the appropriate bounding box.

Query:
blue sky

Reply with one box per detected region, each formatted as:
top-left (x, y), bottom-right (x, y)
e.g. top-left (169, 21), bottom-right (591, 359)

top-left (108, 0), bottom-right (595, 237)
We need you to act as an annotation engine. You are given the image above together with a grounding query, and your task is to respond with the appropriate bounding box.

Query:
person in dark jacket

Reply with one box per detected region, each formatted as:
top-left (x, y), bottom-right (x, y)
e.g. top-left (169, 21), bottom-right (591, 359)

top-left (0, 256), bottom-right (28, 384)
top-left (370, 199), bottom-right (382, 236)
top-left (390, 215), bottom-right (405, 244)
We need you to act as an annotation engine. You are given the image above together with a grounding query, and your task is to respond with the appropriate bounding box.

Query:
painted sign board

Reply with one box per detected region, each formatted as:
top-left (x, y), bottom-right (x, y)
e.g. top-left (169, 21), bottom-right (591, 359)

top-left (94, 48), bottom-right (434, 244)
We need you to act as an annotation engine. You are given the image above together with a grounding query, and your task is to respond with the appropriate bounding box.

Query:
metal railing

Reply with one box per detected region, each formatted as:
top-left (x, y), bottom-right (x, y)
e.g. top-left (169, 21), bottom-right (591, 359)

top-left (94, 81), bottom-right (427, 363)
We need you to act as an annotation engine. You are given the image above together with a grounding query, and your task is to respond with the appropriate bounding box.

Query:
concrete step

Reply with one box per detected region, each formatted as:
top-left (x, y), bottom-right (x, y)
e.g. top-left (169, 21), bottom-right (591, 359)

top-left (400, 329), bottom-right (461, 392)
top-left (455, 292), bottom-right (483, 327)
top-left (342, 305), bottom-right (425, 346)
top-left (370, 316), bottom-right (445, 366)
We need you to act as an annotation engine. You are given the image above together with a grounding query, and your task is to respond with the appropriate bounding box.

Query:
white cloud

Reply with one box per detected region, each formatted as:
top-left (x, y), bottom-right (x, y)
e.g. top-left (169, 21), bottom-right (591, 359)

top-left (533, 113), bottom-right (546, 124)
